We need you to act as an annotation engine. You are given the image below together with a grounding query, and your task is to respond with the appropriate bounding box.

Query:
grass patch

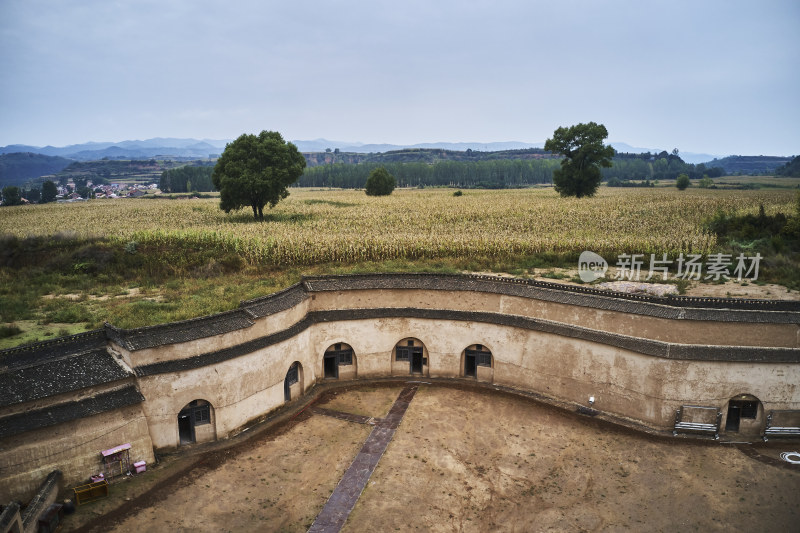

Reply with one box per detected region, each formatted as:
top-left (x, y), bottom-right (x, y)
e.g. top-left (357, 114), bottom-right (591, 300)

top-left (0, 236), bottom-right (554, 346)
top-left (0, 321), bottom-right (91, 350)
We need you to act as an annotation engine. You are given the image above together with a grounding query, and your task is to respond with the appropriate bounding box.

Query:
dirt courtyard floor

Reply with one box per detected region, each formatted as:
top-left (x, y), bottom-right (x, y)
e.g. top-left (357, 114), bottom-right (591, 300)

top-left (65, 382), bottom-right (800, 532)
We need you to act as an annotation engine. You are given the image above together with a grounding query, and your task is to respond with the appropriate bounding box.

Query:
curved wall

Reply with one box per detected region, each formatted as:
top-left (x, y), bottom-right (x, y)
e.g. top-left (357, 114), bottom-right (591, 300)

top-left (118, 274), bottom-right (800, 450)
top-left (2, 274), bottom-right (799, 500)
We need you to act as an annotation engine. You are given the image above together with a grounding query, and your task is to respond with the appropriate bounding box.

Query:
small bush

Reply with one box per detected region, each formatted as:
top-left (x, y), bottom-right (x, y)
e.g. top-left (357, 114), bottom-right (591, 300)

top-left (0, 324), bottom-right (22, 338)
top-left (364, 167), bottom-right (396, 196)
top-left (453, 190), bottom-right (463, 197)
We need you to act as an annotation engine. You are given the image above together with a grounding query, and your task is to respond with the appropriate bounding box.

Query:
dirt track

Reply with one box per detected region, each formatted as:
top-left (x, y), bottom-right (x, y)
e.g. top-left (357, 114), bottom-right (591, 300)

top-left (64, 382), bottom-right (800, 532)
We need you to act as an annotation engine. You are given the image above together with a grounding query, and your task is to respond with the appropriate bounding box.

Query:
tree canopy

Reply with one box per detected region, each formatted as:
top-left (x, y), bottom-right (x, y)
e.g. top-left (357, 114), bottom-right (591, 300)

top-left (212, 131), bottom-right (306, 220)
top-left (544, 122), bottom-right (615, 198)
top-left (41, 180), bottom-right (58, 203)
top-left (364, 167), bottom-right (396, 196)
top-left (676, 173), bottom-right (691, 190)
top-left (775, 155), bottom-right (800, 178)
top-left (1, 186), bottom-right (22, 206)
top-left (160, 165), bottom-right (215, 193)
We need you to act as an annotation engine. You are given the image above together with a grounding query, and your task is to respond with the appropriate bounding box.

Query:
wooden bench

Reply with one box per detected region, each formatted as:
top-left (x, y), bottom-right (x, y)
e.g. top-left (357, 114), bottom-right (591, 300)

top-left (762, 410), bottom-right (800, 441)
top-left (673, 405), bottom-right (721, 439)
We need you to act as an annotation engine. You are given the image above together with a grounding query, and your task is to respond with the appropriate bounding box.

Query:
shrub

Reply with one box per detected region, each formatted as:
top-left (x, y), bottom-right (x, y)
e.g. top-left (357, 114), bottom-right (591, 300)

top-left (364, 167), bottom-right (396, 196)
top-left (0, 324), bottom-right (22, 339)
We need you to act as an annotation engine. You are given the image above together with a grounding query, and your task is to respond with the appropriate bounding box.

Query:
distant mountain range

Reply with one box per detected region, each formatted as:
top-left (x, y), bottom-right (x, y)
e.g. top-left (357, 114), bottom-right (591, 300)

top-left (0, 138), bottom-right (229, 161)
top-left (0, 138), bottom-right (724, 164)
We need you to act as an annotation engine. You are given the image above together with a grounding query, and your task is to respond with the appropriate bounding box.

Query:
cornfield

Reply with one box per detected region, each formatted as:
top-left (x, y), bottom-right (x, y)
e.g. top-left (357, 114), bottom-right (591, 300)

top-left (0, 188), bottom-right (795, 266)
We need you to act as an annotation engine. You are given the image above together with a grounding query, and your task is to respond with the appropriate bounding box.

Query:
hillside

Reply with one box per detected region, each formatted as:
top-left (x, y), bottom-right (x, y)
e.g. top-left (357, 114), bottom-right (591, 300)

top-left (705, 155), bottom-right (793, 175)
top-left (0, 152), bottom-right (72, 187)
top-left (775, 155), bottom-right (800, 178)
top-left (50, 159), bottom-right (188, 186)
top-left (302, 147), bottom-right (557, 167)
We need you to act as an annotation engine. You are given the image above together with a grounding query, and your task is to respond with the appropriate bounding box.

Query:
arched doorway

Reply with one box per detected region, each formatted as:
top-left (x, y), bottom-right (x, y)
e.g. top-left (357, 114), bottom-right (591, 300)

top-left (323, 343), bottom-right (357, 380)
top-left (393, 338), bottom-right (428, 376)
top-left (462, 344), bottom-right (493, 382)
top-left (178, 399), bottom-right (214, 445)
top-left (724, 394), bottom-right (763, 435)
top-left (284, 361), bottom-right (303, 402)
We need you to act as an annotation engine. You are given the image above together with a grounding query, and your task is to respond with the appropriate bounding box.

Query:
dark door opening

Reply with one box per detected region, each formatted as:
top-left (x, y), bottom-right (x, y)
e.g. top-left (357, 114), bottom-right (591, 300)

top-left (465, 353), bottom-right (476, 378)
top-left (284, 363), bottom-right (299, 402)
top-left (324, 354), bottom-right (338, 379)
top-left (411, 351), bottom-right (423, 374)
top-left (726, 404), bottom-right (741, 432)
top-left (178, 413), bottom-right (194, 444)
top-left (725, 399), bottom-right (757, 432)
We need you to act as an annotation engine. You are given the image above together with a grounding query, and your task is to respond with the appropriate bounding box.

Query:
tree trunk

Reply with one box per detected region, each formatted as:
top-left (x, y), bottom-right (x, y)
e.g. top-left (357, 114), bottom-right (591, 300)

top-left (252, 203), bottom-right (258, 220)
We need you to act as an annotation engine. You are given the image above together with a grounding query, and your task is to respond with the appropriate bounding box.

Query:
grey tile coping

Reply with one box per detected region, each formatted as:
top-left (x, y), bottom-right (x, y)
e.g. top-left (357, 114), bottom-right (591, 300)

top-left (0, 348), bottom-right (133, 407)
top-left (0, 384), bottom-right (144, 439)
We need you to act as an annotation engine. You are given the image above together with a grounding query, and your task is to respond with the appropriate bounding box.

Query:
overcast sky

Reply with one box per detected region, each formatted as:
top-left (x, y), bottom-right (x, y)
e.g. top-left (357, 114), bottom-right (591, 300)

top-left (1, 0), bottom-right (798, 155)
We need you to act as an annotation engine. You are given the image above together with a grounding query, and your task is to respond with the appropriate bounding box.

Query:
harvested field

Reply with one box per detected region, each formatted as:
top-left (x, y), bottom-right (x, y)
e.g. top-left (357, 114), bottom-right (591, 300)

top-left (64, 383), bottom-right (800, 532)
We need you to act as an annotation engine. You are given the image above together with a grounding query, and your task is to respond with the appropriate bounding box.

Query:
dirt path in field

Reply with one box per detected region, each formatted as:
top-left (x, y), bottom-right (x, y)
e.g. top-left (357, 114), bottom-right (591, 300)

top-left (63, 382), bottom-right (800, 533)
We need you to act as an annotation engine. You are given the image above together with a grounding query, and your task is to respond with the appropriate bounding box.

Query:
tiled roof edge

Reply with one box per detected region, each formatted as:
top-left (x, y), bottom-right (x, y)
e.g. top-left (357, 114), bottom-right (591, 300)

top-left (239, 282), bottom-right (309, 318)
top-left (0, 384), bottom-right (144, 440)
top-left (0, 330), bottom-right (106, 369)
top-left (109, 308), bottom-right (255, 351)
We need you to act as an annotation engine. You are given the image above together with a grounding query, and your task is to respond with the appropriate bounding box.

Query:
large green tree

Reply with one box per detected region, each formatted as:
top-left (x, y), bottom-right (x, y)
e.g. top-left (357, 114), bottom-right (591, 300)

top-left (1, 186), bottom-right (22, 206)
top-left (212, 131), bottom-right (306, 220)
top-left (364, 167), bottom-right (396, 196)
top-left (544, 122), bottom-right (615, 198)
top-left (41, 180), bottom-right (58, 203)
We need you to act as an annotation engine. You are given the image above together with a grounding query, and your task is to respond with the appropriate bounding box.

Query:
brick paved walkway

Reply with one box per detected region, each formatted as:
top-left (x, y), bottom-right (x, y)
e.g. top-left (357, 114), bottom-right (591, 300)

top-left (307, 384), bottom-right (418, 533)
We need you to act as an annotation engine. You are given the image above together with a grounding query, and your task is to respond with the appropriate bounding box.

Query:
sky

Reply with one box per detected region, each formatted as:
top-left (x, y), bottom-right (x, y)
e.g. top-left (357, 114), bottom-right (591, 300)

top-left (1, 0), bottom-right (798, 155)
